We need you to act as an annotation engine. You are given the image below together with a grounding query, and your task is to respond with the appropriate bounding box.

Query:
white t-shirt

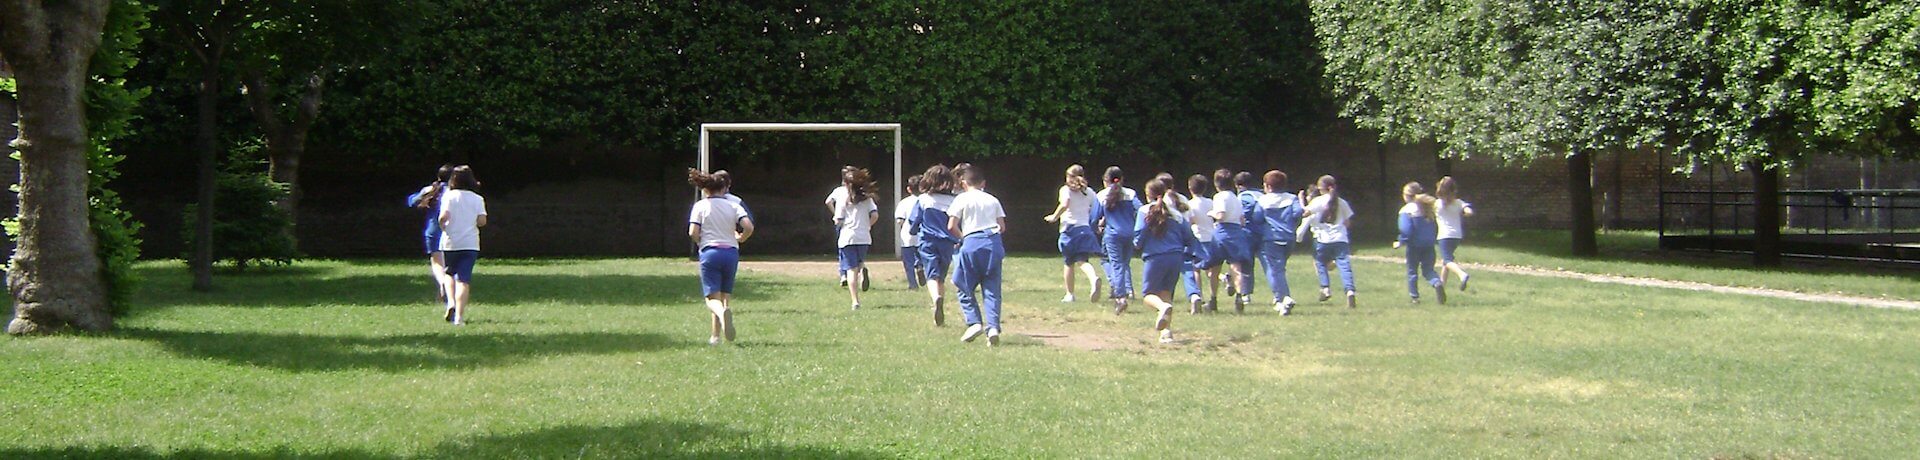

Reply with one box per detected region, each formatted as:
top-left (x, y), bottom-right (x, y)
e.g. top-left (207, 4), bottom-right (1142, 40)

top-left (1212, 191), bottom-right (1245, 225)
top-left (1057, 186), bottom-right (1097, 229)
top-left (837, 197), bottom-right (879, 247)
top-left (1398, 202), bottom-right (1419, 216)
top-left (1094, 187), bottom-right (1138, 211)
top-left (950, 189), bottom-right (1007, 236)
top-left (896, 195), bottom-right (921, 247)
top-left (1186, 196), bottom-right (1216, 242)
top-left (438, 189), bottom-right (487, 251)
top-left (1302, 195), bottom-right (1354, 244)
top-left (689, 196), bottom-right (750, 248)
top-left (1437, 198), bottom-right (1471, 239)
top-left (825, 186), bottom-right (848, 220)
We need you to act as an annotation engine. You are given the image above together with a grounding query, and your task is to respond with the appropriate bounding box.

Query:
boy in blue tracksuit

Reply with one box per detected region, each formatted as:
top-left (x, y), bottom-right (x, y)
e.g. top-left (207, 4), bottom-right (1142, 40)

top-left (1397, 182), bottom-right (1444, 304)
top-left (1257, 170), bottom-right (1306, 314)
top-left (950, 165), bottom-right (1008, 346)
top-left (1135, 180), bottom-right (1197, 344)
top-left (1235, 171), bottom-right (1266, 310)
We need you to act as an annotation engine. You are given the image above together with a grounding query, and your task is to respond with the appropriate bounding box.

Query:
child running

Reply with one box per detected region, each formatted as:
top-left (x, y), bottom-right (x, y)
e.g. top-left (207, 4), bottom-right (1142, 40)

top-left (949, 165), bottom-right (1008, 346)
top-left (1256, 170), bottom-right (1305, 314)
top-left (689, 168), bottom-right (754, 345)
top-left (1090, 166), bottom-right (1142, 313)
top-left (896, 175), bottom-right (925, 290)
top-left (1185, 174), bottom-right (1223, 313)
top-left (1135, 178), bottom-right (1197, 344)
top-left (824, 165), bottom-right (866, 289)
top-left (1396, 182), bottom-right (1445, 304)
top-left (1209, 169), bottom-right (1253, 312)
top-left (837, 167), bottom-right (881, 310)
top-left (910, 164), bottom-right (960, 326)
top-left (437, 165), bottom-right (487, 325)
top-left (406, 164), bottom-right (454, 307)
top-left (1234, 171), bottom-right (1266, 310)
top-left (1435, 176), bottom-right (1475, 291)
top-left (1153, 173), bottom-right (1202, 312)
top-left (1043, 164), bottom-right (1101, 302)
top-left (1296, 175), bottom-right (1357, 308)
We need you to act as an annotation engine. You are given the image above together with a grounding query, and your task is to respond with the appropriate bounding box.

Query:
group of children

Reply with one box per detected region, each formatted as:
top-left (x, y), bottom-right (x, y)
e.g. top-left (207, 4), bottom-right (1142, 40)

top-left (1038, 165), bottom-right (1478, 342)
top-left (408, 161), bottom-right (1474, 346)
top-left (407, 164), bottom-right (488, 326)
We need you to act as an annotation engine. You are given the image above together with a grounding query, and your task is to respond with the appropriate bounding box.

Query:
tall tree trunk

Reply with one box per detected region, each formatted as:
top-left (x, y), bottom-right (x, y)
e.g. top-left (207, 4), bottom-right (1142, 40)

top-left (190, 65), bottom-right (217, 291)
top-left (1, 88), bottom-right (18, 257)
top-left (1569, 150), bottom-right (1597, 257)
top-left (0, 0), bottom-right (114, 333)
top-left (1751, 160), bottom-right (1781, 267)
top-left (242, 71), bottom-right (325, 218)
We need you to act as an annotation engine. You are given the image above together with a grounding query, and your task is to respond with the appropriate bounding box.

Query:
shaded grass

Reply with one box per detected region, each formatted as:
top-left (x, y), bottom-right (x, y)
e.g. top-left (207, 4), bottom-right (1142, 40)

top-left (1352, 229), bottom-right (1920, 301)
top-left (1, 255), bottom-right (1917, 458)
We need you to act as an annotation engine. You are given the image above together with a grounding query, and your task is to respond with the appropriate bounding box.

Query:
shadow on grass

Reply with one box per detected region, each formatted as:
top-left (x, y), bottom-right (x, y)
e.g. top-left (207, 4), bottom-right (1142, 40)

top-left (131, 271), bottom-right (795, 311)
top-left (1450, 230), bottom-right (1918, 277)
top-left (0, 419), bottom-right (888, 459)
top-left (118, 327), bottom-right (682, 373)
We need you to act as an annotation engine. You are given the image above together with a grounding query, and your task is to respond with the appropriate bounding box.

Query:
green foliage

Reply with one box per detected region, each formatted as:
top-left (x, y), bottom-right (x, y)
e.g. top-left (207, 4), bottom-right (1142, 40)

top-left (321, 0), bottom-right (1327, 159)
top-left (180, 168), bottom-right (300, 270)
top-left (1311, 0), bottom-right (1920, 166)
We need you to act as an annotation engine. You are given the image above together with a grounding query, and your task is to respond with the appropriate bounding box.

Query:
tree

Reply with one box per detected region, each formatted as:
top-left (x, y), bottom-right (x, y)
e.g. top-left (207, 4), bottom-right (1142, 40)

top-left (149, 0), bottom-right (260, 290)
top-left (0, 0), bottom-right (114, 333)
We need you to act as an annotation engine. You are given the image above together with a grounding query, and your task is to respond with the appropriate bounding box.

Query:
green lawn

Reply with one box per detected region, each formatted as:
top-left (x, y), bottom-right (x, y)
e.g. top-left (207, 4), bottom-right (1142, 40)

top-left (1353, 229), bottom-right (1920, 301)
top-left (3, 253), bottom-right (1918, 458)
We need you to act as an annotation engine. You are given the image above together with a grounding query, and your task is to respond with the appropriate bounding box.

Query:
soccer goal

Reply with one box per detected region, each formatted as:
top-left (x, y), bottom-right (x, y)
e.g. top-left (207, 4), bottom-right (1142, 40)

top-left (697, 122), bottom-right (905, 257)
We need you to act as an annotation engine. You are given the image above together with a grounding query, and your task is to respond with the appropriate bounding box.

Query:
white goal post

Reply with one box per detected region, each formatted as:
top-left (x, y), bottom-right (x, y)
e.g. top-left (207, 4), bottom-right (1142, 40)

top-left (697, 123), bottom-right (905, 258)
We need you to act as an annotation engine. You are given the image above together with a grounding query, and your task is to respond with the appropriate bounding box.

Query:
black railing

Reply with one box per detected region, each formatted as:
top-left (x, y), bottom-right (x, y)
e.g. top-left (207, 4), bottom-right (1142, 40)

top-left (1658, 189), bottom-right (1920, 261)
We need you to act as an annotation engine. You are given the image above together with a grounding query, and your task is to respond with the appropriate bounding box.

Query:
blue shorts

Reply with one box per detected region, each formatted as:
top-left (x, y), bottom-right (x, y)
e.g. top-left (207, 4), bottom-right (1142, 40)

top-left (919, 240), bottom-right (957, 281)
top-left (1213, 224), bottom-right (1251, 263)
top-left (1193, 239), bottom-right (1224, 269)
top-left (699, 246), bottom-right (740, 296)
top-left (1438, 238), bottom-right (1462, 263)
top-left (443, 250), bottom-right (479, 282)
top-left (1058, 225), bottom-right (1100, 265)
top-left (838, 245), bottom-right (870, 271)
top-left (423, 233), bottom-right (442, 255)
top-left (1140, 252), bottom-right (1185, 294)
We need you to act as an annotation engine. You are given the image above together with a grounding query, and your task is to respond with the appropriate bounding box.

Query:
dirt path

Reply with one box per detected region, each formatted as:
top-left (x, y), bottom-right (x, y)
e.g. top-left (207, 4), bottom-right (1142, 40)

top-left (1350, 255), bottom-right (1920, 311)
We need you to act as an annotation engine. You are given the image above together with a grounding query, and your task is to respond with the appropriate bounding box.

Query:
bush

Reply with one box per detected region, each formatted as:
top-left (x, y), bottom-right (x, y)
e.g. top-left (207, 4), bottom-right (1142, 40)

top-left (182, 171), bottom-right (300, 270)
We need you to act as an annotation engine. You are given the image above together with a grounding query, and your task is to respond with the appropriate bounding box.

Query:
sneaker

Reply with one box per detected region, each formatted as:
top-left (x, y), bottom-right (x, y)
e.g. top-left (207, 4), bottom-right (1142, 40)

top-left (709, 336), bottom-right (722, 346)
top-left (1410, 297), bottom-right (1420, 305)
top-left (861, 267), bottom-right (872, 291)
top-left (1155, 305), bottom-right (1172, 331)
top-left (1189, 295), bottom-right (1202, 315)
top-left (851, 302), bottom-right (861, 311)
top-left (1319, 288), bottom-right (1332, 302)
top-left (933, 296), bottom-right (946, 327)
top-left (987, 328), bottom-right (1001, 347)
top-left (1159, 329), bottom-right (1174, 344)
top-left (1459, 274), bottom-right (1471, 292)
top-left (1346, 291), bottom-right (1357, 309)
top-left (962, 324), bottom-right (986, 342)
top-left (1236, 295), bottom-right (1248, 313)
top-left (1204, 298), bottom-right (1218, 313)
top-left (840, 275), bottom-right (848, 287)
top-left (1061, 293), bottom-right (1077, 303)
top-left (1089, 283), bottom-right (1102, 303)
top-left (721, 309), bottom-right (737, 341)
top-left (1113, 297), bottom-right (1129, 315)
top-left (444, 307), bottom-right (455, 322)
top-left (1436, 285), bottom-right (1447, 305)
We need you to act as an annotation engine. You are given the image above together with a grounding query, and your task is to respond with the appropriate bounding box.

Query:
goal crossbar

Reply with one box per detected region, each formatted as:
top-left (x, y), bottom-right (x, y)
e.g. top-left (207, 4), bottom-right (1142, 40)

top-left (697, 122), bottom-right (905, 258)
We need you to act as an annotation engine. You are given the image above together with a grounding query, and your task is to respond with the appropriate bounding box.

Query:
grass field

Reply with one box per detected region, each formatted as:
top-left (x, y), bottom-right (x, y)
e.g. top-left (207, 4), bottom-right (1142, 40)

top-left (3, 249), bottom-right (1919, 458)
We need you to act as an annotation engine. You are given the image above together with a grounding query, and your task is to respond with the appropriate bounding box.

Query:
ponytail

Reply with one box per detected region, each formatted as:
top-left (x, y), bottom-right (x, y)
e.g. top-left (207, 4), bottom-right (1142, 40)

top-left (1317, 175), bottom-right (1340, 224)
top-left (1102, 166), bottom-right (1126, 210)
top-left (844, 167), bottom-right (878, 203)
top-left (1144, 179), bottom-right (1171, 236)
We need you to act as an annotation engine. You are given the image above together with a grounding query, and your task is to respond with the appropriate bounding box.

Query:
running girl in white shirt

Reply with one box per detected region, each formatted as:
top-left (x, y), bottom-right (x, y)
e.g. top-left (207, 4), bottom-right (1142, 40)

top-left (838, 167), bottom-right (881, 310)
top-left (1043, 164), bottom-right (1101, 302)
top-left (1435, 176), bottom-right (1474, 291)
top-left (689, 169), bottom-right (755, 345)
top-left (1296, 175), bottom-right (1357, 309)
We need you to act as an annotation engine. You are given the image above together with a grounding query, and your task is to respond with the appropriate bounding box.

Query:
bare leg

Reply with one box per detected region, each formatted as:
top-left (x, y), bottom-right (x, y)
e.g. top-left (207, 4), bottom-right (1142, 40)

top-left (848, 263), bottom-right (864, 308)
top-left (430, 252), bottom-right (451, 305)
top-left (1062, 265), bottom-right (1076, 297)
top-left (450, 281), bottom-right (471, 324)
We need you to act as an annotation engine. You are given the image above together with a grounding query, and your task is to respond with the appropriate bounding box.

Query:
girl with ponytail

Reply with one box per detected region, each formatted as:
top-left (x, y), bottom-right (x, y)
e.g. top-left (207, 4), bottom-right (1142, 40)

top-left (1089, 166), bottom-right (1142, 312)
top-left (1044, 165), bottom-right (1101, 302)
top-left (1296, 175), bottom-right (1358, 309)
top-left (1133, 177), bottom-right (1196, 344)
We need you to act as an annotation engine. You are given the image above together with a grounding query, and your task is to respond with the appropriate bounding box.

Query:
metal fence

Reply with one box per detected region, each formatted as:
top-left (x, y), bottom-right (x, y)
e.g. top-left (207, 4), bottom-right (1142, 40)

top-left (1658, 189), bottom-right (1920, 261)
